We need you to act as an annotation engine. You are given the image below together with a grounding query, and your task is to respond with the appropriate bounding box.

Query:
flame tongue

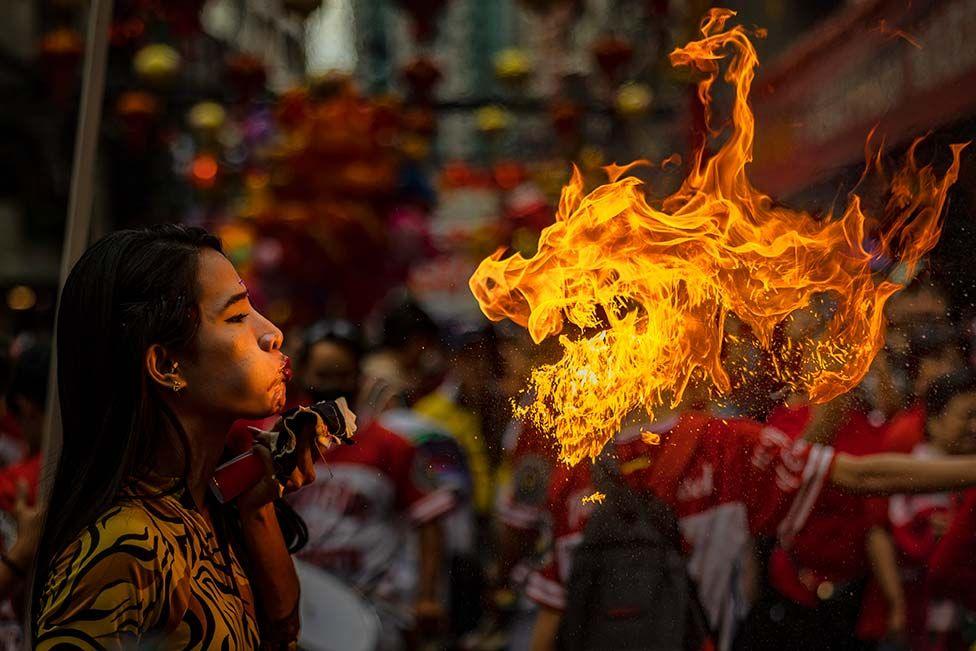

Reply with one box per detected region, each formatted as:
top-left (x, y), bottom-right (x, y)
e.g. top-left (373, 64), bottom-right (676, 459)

top-left (469, 8), bottom-right (967, 466)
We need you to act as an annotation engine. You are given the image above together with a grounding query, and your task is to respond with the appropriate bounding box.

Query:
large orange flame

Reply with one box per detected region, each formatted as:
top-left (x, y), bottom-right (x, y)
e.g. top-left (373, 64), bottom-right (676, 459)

top-left (469, 9), bottom-right (967, 466)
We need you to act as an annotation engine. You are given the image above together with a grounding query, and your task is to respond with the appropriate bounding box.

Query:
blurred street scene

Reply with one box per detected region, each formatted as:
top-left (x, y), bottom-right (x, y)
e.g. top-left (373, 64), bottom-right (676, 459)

top-left (4, 0), bottom-right (976, 649)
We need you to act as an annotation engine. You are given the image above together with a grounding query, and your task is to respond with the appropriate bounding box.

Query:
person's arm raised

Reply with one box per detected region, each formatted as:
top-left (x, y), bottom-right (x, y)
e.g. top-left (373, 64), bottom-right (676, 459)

top-left (831, 451), bottom-right (976, 494)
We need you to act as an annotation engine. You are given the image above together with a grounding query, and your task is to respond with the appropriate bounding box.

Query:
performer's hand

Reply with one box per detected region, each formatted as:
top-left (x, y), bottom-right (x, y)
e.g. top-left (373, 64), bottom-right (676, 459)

top-left (237, 445), bottom-right (282, 516)
top-left (281, 417), bottom-right (320, 494)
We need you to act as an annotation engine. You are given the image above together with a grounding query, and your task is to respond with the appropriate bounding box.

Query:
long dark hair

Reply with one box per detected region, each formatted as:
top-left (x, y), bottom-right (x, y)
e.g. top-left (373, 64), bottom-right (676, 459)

top-left (31, 225), bottom-right (304, 631)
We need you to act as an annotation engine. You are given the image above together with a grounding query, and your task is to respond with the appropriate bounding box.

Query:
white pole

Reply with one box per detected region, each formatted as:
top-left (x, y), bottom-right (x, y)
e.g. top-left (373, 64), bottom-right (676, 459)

top-left (40, 0), bottom-right (114, 500)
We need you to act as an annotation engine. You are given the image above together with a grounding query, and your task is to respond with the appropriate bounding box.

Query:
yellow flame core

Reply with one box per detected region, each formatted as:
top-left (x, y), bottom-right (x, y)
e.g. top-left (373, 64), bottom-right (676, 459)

top-left (468, 9), bottom-right (966, 466)
top-left (582, 492), bottom-right (606, 505)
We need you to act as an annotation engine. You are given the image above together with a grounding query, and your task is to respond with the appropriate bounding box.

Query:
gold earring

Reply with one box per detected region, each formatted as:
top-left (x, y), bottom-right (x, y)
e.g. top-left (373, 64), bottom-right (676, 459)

top-left (172, 380), bottom-right (184, 393)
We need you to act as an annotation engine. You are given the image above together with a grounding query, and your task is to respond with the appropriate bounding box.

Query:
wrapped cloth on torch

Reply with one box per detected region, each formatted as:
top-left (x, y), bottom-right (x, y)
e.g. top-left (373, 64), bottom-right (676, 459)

top-left (210, 398), bottom-right (357, 503)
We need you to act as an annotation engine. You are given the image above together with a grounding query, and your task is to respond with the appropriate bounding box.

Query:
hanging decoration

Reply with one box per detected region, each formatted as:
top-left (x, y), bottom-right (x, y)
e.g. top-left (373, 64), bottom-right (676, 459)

top-left (308, 70), bottom-right (353, 101)
top-left (549, 98), bottom-right (581, 137)
top-left (187, 101), bottom-right (227, 137)
top-left (233, 81), bottom-right (436, 322)
top-left (592, 35), bottom-right (634, 81)
top-left (226, 53), bottom-right (268, 101)
top-left (402, 105), bottom-right (437, 136)
top-left (38, 27), bottom-right (84, 99)
top-left (276, 88), bottom-right (310, 130)
top-left (115, 90), bottom-right (159, 150)
top-left (395, 0), bottom-right (449, 43)
top-left (493, 48), bottom-right (532, 87)
top-left (109, 16), bottom-right (146, 51)
top-left (476, 105), bottom-right (512, 135)
top-left (159, 0), bottom-right (207, 37)
top-left (133, 43), bottom-right (182, 87)
top-left (189, 152), bottom-right (220, 190)
top-left (402, 56), bottom-right (442, 101)
top-left (614, 82), bottom-right (653, 117)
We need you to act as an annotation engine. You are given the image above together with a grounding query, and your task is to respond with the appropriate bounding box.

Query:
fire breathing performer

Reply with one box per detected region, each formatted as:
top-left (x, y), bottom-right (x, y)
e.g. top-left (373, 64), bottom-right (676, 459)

top-left (30, 225), bottom-right (338, 649)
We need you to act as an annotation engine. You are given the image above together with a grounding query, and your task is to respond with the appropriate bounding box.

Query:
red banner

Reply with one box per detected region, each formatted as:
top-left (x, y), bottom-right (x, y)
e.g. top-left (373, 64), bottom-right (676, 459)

top-left (751, 0), bottom-right (976, 196)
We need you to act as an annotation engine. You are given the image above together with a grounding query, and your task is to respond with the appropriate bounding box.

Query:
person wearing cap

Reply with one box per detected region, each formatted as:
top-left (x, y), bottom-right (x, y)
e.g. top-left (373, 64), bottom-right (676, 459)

top-left (287, 320), bottom-right (455, 650)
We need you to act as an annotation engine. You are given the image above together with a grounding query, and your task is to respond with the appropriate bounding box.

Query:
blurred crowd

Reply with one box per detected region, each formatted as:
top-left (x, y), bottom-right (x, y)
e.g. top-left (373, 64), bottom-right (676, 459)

top-left (4, 273), bottom-right (976, 651)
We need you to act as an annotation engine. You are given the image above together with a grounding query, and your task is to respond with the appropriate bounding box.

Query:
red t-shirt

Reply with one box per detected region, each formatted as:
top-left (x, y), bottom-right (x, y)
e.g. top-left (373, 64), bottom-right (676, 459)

top-left (765, 406), bottom-right (889, 587)
top-left (0, 454), bottom-right (39, 512)
top-left (888, 444), bottom-right (963, 644)
top-left (497, 420), bottom-right (559, 532)
top-left (0, 415), bottom-right (25, 468)
top-left (765, 405), bottom-right (891, 639)
top-left (929, 488), bottom-right (976, 610)
top-left (884, 402), bottom-right (927, 454)
top-left (287, 421), bottom-right (455, 599)
top-left (0, 454), bottom-right (40, 650)
top-left (526, 412), bottom-right (835, 650)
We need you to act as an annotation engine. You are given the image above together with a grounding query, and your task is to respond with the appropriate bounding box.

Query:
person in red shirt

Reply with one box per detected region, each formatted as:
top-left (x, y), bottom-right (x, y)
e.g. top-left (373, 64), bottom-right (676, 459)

top-left (489, 416), bottom-right (561, 648)
top-left (0, 343), bottom-right (47, 650)
top-left (885, 326), bottom-right (964, 454)
top-left (739, 398), bottom-right (901, 651)
top-left (0, 343), bottom-right (45, 506)
top-left (285, 321), bottom-right (455, 650)
top-left (497, 418), bottom-right (560, 583)
top-left (929, 488), bottom-right (976, 612)
top-left (0, 344), bottom-right (23, 469)
top-left (527, 400), bottom-right (976, 651)
top-left (891, 369), bottom-right (976, 650)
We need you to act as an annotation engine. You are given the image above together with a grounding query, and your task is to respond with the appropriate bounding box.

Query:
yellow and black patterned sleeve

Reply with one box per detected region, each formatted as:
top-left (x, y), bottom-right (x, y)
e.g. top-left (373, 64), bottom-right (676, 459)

top-left (35, 505), bottom-right (169, 650)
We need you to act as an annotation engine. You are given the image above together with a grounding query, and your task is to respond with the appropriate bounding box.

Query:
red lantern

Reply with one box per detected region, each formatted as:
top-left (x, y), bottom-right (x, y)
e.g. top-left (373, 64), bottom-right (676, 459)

top-left (276, 88), bottom-right (310, 130)
top-left (190, 153), bottom-right (220, 190)
top-left (133, 43), bottom-right (182, 87)
top-left (395, 0), bottom-right (448, 43)
top-left (116, 90), bottom-right (159, 150)
top-left (308, 71), bottom-right (353, 102)
top-left (402, 106), bottom-right (436, 136)
top-left (442, 161), bottom-right (476, 189)
top-left (39, 28), bottom-right (83, 99)
top-left (493, 161), bottom-right (526, 190)
top-left (226, 53), bottom-right (267, 100)
top-left (160, 0), bottom-right (206, 37)
top-left (402, 56), bottom-right (442, 100)
top-left (549, 99), bottom-right (581, 137)
top-left (370, 94), bottom-right (402, 130)
top-left (592, 35), bottom-right (634, 81)
top-left (109, 17), bottom-right (145, 50)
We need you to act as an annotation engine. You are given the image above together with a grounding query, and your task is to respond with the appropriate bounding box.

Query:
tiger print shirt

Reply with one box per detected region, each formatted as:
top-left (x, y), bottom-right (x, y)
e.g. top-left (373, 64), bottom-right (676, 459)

top-left (36, 481), bottom-right (263, 649)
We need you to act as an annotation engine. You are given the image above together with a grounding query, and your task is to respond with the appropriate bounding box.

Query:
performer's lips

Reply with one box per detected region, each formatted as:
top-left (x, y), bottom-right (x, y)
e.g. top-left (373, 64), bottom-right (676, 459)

top-left (280, 356), bottom-right (293, 383)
